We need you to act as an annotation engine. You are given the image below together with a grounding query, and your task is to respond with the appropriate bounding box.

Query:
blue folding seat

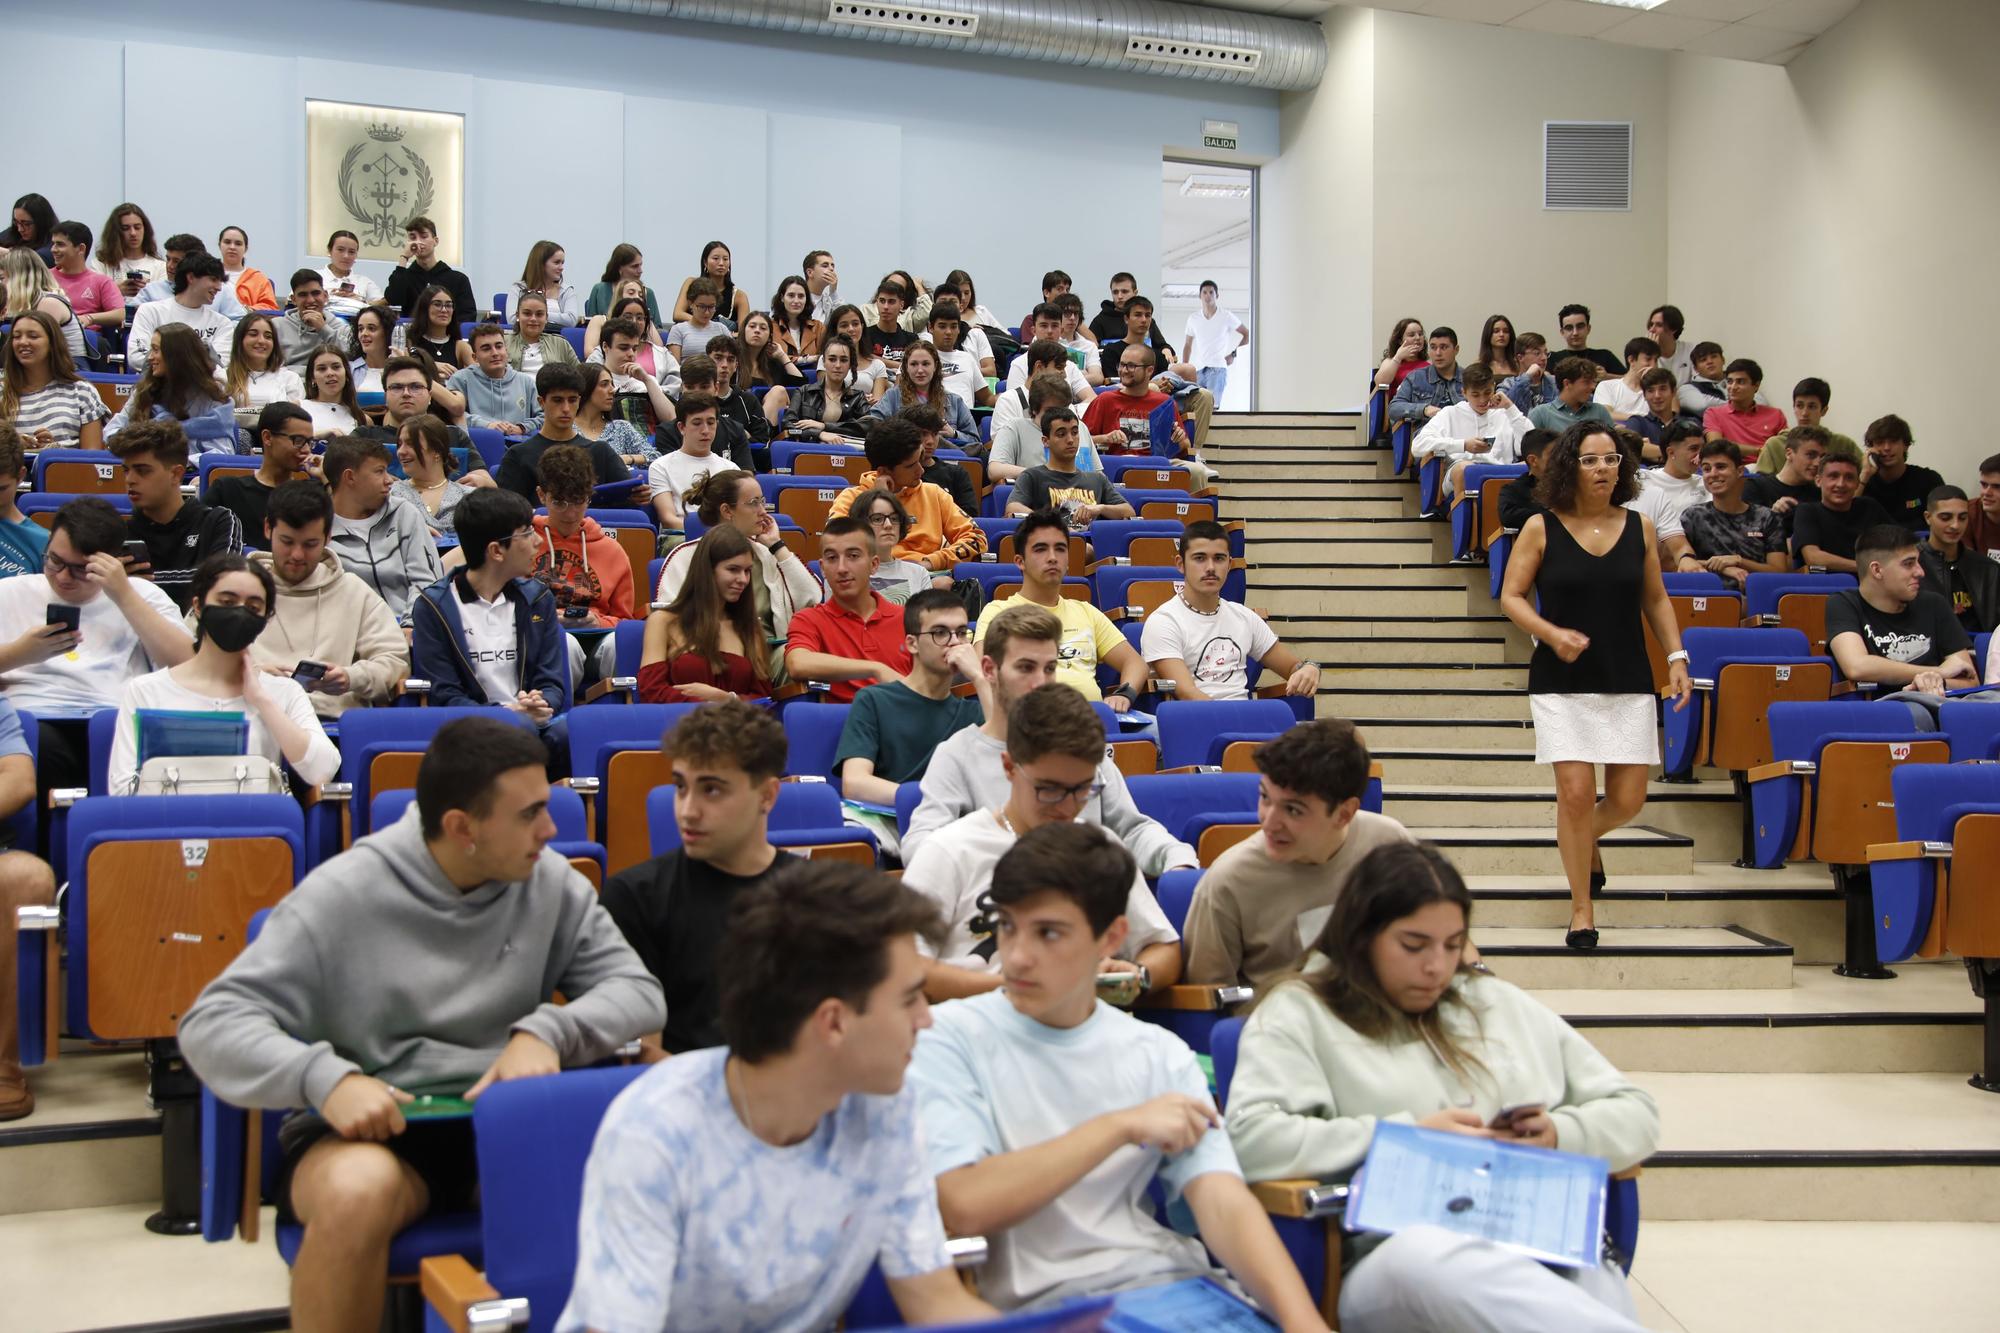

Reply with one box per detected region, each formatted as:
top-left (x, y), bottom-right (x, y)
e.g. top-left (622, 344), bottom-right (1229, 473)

top-left (1661, 627), bottom-right (1833, 780)
top-left (647, 783), bottom-right (875, 864)
top-left (1126, 772), bottom-right (1260, 866)
top-left (784, 702), bottom-right (852, 785)
top-left (330, 707), bottom-right (539, 847)
top-left (1155, 700), bottom-right (1298, 771)
top-left (372, 786), bottom-right (606, 888)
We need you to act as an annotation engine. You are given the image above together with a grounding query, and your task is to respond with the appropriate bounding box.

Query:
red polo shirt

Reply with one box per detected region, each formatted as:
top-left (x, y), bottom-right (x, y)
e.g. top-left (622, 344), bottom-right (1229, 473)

top-left (786, 591), bottom-right (913, 702)
top-left (1703, 402), bottom-right (1788, 449)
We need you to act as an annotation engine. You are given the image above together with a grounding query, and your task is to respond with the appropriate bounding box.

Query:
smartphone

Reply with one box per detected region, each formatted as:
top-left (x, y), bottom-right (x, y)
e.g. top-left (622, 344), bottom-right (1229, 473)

top-left (1095, 965), bottom-right (1151, 994)
top-left (403, 1095), bottom-right (475, 1121)
top-left (292, 659), bottom-right (329, 688)
top-left (122, 540), bottom-right (151, 566)
top-left (126, 270), bottom-right (144, 283)
top-left (45, 604), bottom-right (79, 634)
top-left (1489, 1101), bottom-right (1544, 1130)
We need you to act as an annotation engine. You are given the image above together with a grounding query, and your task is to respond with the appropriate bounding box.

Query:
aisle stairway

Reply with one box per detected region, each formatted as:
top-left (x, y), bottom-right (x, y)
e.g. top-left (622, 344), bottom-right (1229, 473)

top-left (1209, 410), bottom-right (2000, 1331)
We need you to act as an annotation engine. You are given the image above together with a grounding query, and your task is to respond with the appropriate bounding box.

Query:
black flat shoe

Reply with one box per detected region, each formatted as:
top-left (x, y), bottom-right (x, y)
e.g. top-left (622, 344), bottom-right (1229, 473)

top-left (1565, 928), bottom-right (1600, 951)
top-left (1589, 868), bottom-right (1606, 899)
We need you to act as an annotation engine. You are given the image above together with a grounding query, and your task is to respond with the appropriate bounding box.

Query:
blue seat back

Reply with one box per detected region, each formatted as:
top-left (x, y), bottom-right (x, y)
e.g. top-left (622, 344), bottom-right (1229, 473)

top-left (1889, 763), bottom-right (2000, 844)
top-left (1764, 701), bottom-right (1916, 764)
top-left (1086, 519), bottom-right (1202, 560)
top-left (559, 327), bottom-right (586, 356)
top-left (473, 1065), bottom-right (649, 1328)
top-left (1662, 571), bottom-right (1729, 593)
top-left (336, 708), bottom-right (538, 837)
top-left (895, 780), bottom-right (923, 838)
top-left (1094, 565), bottom-right (1182, 612)
top-left (647, 781), bottom-right (842, 855)
top-left (982, 483), bottom-right (1014, 517)
top-left (3, 707), bottom-right (36, 850)
top-left (607, 618), bottom-right (648, 678)
top-left (1939, 700), bottom-right (2000, 763)
top-left (466, 427), bottom-right (507, 471)
top-left (567, 703), bottom-right (695, 794)
top-left (1683, 626), bottom-right (1810, 679)
top-left (1125, 773), bottom-right (1260, 845)
top-left (1741, 572), bottom-right (1856, 619)
top-left (1154, 867), bottom-right (1204, 935)
top-left (1212, 1016), bottom-right (1244, 1109)
top-left (20, 491), bottom-right (131, 521)
top-left (783, 702), bottom-right (852, 784)
top-left (1156, 700), bottom-right (1298, 770)
top-left (371, 784), bottom-right (590, 842)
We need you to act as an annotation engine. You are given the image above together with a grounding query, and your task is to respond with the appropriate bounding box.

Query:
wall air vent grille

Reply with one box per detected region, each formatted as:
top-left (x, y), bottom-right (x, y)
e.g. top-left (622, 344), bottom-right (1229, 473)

top-left (1544, 121), bottom-right (1633, 211)
top-left (1126, 36), bottom-right (1263, 72)
top-left (827, 1), bottom-right (979, 36)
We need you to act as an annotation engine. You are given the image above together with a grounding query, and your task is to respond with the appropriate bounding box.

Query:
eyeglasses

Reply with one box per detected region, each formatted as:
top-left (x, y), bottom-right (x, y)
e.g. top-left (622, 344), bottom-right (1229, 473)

top-left (919, 624), bottom-right (974, 646)
top-left (271, 431), bottom-right (315, 447)
top-left (44, 551), bottom-right (91, 579)
top-left (496, 527), bottom-right (536, 547)
top-left (1577, 454), bottom-right (1623, 469)
top-left (386, 381), bottom-right (428, 394)
top-left (866, 513), bottom-right (901, 529)
top-left (731, 495), bottom-right (768, 513)
top-left (1032, 778), bottom-right (1105, 806)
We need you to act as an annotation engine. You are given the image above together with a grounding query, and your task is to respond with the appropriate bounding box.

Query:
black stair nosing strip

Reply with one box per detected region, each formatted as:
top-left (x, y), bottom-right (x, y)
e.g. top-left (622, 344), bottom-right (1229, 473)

top-left (1267, 612), bottom-right (1509, 623)
top-left (0, 1114), bottom-right (163, 1148)
top-left (1385, 787), bottom-right (1730, 804)
top-left (1318, 686), bottom-right (1521, 697)
top-left (1567, 1010), bottom-right (1981, 1029)
top-left (1426, 830), bottom-right (1695, 847)
top-left (1347, 718), bottom-right (1536, 730)
top-left (1483, 932), bottom-right (1793, 957)
top-left (79, 1308), bottom-right (291, 1333)
top-left (1471, 886), bottom-right (1841, 902)
top-left (1645, 1149), bottom-right (2000, 1169)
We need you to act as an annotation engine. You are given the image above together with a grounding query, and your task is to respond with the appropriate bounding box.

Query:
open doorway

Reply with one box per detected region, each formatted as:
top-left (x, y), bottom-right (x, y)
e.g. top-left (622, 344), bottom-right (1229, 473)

top-left (1160, 160), bottom-right (1254, 412)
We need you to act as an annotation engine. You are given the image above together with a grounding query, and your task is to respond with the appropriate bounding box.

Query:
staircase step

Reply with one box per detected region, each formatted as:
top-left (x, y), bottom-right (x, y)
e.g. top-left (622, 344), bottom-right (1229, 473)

top-left (1321, 664), bottom-right (1528, 691)
top-left (1468, 866), bottom-right (1843, 962)
top-left (1416, 824), bottom-right (1693, 876)
top-left (1251, 538), bottom-right (1439, 563)
top-left (0, 1050), bottom-right (159, 1217)
top-left (1638, 1072), bottom-right (2000, 1221)
top-left (1477, 924), bottom-right (1791, 990)
top-left (1241, 516), bottom-right (1447, 541)
top-left (1262, 585), bottom-right (1478, 617)
top-left (1225, 461), bottom-right (1387, 482)
top-left (1317, 686), bottom-right (1530, 720)
top-left (1221, 497), bottom-right (1412, 520)
top-left (1248, 562), bottom-right (1478, 590)
top-left (1211, 412), bottom-right (1363, 428)
top-left (1352, 718), bottom-right (1537, 750)
top-left (1286, 638), bottom-right (1515, 665)
top-left (1383, 781), bottom-right (1741, 860)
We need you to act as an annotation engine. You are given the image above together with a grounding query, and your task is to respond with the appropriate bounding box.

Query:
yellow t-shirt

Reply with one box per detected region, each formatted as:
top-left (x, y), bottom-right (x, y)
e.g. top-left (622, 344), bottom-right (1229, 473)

top-left (975, 593), bottom-right (1126, 701)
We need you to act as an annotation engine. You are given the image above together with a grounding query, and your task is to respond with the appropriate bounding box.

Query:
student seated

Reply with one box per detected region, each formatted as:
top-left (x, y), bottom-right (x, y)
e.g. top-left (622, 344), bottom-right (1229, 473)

top-left (1792, 453), bottom-right (1892, 574)
top-left (126, 250), bottom-right (235, 373)
top-left (533, 445), bottom-right (637, 683)
top-left (411, 489), bottom-right (570, 746)
top-left (1920, 486), bottom-right (2000, 634)
top-left (1094, 294), bottom-right (1214, 448)
top-left (1589, 337), bottom-right (1659, 422)
top-left (447, 323), bottom-right (540, 435)
top-left (1497, 429), bottom-right (1556, 533)
top-left (0, 692), bottom-right (54, 1120)
top-left (701, 334), bottom-right (777, 452)
top-left (0, 496), bottom-right (191, 791)
top-left (784, 334), bottom-right (872, 442)
top-left (1387, 326), bottom-right (1466, 428)
top-left (902, 687), bottom-right (1181, 1002)
top-left (1702, 358), bottom-right (1787, 451)
top-left (324, 434), bottom-right (445, 622)
top-left (1527, 356), bottom-right (1613, 436)
top-left (589, 314), bottom-right (679, 432)
top-left (1142, 519), bottom-right (1317, 702)
top-left (504, 293), bottom-right (579, 376)
top-left (391, 416), bottom-right (472, 536)
top-left (974, 511), bottom-right (1147, 708)
top-left (827, 417), bottom-right (986, 573)
top-left (493, 364), bottom-right (637, 503)
top-left (318, 229), bottom-right (383, 317)
top-left (1411, 362), bottom-right (1530, 501)
top-left (1622, 420), bottom-right (1708, 564)
top-left (382, 214), bottom-right (477, 320)
top-left (110, 552), bottom-right (339, 793)
top-left (638, 525), bottom-right (774, 704)
top-left (1003, 322), bottom-right (1093, 403)
top-left (904, 604), bottom-right (1196, 875)
top-left (1827, 524), bottom-right (1994, 729)
top-left (110, 418), bottom-right (243, 611)
top-left (1753, 376), bottom-right (1861, 474)
top-left (1553, 303), bottom-right (1624, 376)
top-left (655, 359), bottom-right (755, 473)
top-left (350, 355), bottom-right (486, 487)
top-left (1742, 423), bottom-right (1828, 541)
top-left (991, 369), bottom-right (1100, 485)
top-left (785, 516), bottom-right (914, 704)
top-left (564, 859), bottom-right (993, 1331)
top-left (1226, 842), bottom-right (1659, 1333)
top-left (834, 588), bottom-right (983, 853)
top-left (1081, 342), bottom-right (1212, 491)
top-left (1183, 719), bottom-right (1411, 988)
top-left (301, 346), bottom-right (363, 437)
top-left (1005, 409), bottom-right (1134, 526)
top-left (1860, 413), bottom-right (1943, 530)
top-left (107, 323), bottom-right (237, 452)
top-left (860, 279), bottom-right (919, 365)
top-left (923, 299), bottom-right (996, 407)
top-left (1, 308), bottom-right (108, 449)
top-left (1499, 332), bottom-right (1556, 415)
top-left (902, 403), bottom-right (981, 521)
top-left (856, 488), bottom-right (945, 603)
top-left (0, 426), bottom-right (49, 579)
top-left (179, 718), bottom-right (664, 1333)
top-left (211, 403), bottom-right (317, 545)
top-left (274, 267), bottom-right (356, 374)
top-left (239, 480), bottom-right (409, 719)
top-left (872, 332), bottom-right (974, 446)
top-left (1674, 440), bottom-right (1792, 587)
top-left (907, 820), bottom-right (1326, 1328)
top-left (1975, 453), bottom-right (2000, 558)
top-left (1623, 367), bottom-right (1692, 457)
top-left (601, 701), bottom-right (801, 1056)
top-left (1676, 340), bottom-right (1729, 417)
top-left (654, 470), bottom-right (822, 643)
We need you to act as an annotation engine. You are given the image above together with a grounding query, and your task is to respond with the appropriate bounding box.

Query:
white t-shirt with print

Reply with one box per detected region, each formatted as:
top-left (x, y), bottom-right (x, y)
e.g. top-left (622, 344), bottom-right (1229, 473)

top-left (901, 808), bottom-right (1177, 971)
top-left (1140, 597), bottom-right (1279, 702)
top-left (1182, 308), bottom-right (1244, 369)
top-left (648, 448), bottom-right (730, 525)
top-left (0, 573), bottom-right (187, 715)
top-left (929, 344), bottom-right (984, 406)
top-left (1003, 354), bottom-right (1092, 401)
top-left (458, 586), bottom-right (520, 707)
top-left (1626, 468), bottom-right (1710, 539)
top-left (559, 1046), bottom-right (952, 1333)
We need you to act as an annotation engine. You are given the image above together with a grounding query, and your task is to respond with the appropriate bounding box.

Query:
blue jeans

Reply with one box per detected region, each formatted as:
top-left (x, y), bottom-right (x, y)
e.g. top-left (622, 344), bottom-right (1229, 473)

top-left (1198, 365), bottom-right (1229, 399)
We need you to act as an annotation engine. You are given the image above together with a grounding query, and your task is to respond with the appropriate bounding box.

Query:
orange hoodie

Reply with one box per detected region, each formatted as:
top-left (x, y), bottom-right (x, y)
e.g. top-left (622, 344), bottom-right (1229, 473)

top-left (829, 470), bottom-right (985, 570)
top-left (531, 513), bottom-right (636, 625)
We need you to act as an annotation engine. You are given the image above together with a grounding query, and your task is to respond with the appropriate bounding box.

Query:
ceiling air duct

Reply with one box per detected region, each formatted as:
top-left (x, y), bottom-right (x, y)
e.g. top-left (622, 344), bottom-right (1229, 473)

top-left (517, 0), bottom-right (1328, 91)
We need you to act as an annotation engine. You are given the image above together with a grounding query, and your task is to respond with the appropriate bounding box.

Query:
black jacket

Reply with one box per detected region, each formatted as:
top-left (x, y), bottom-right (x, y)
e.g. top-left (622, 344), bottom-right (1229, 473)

top-left (1918, 543), bottom-right (2000, 635)
top-left (129, 499), bottom-right (243, 611)
top-left (385, 260), bottom-right (477, 322)
top-left (784, 383), bottom-right (872, 440)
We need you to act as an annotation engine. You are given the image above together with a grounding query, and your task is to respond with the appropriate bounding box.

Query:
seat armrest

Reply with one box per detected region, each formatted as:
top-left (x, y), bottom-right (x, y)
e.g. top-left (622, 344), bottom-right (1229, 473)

top-left (1158, 764), bottom-right (1222, 775)
top-left (47, 786), bottom-right (87, 810)
top-left (420, 1255), bottom-right (526, 1333)
top-left (1137, 983), bottom-right (1255, 1013)
top-left (583, 675), bottom-right (637, 703)
top-left (1865, 839), bottom-right (1952, 866)
top-left (304, 781), bottom-right (352, 809)
top-left (946, 1235), bottom-right (989, 1269)
top-left (1251, 1179), bottom-right (1350, 1220)
top-left (1747, 759), bottom-right (1814, 785)
top-left (1613, 1166), bottom-right (1643, 1182)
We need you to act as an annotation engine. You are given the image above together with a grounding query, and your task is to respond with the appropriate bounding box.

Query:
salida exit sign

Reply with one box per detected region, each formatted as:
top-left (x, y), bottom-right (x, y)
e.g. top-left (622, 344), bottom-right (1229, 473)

top-left (1202, 119), bottom-right (1239, 151)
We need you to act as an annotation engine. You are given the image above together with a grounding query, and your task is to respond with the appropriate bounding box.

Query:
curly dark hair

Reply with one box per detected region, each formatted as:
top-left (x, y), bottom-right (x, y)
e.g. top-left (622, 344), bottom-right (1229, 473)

top-left (1535, 421), bottom-right (1639, 512)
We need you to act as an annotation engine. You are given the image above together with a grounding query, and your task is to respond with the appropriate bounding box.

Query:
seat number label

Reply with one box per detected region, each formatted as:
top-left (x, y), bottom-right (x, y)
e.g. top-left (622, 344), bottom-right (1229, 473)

top-left (181, 839), bottom-right (209, 867)
top-left (1776, 666), bottom-right (1792, 682)
top-left (96, 464), bottom-right (115, 481)
top-left (1692, 597), bottom-right (1708, 611)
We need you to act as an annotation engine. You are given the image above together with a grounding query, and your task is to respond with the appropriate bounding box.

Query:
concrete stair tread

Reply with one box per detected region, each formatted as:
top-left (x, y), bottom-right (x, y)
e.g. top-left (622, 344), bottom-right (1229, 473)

top-left (1476, 924), bottom-right (1787, 957)
top-left (0, 1048), bottom-right (151, 1134)
top-left (1389, 779), bottom-right (1733, 799)
top-left (1642, 1072), bottom-right (2000, 1157)
top-left (1529, 962), bottom-right (1980, 1023)
top-left (1466, 863), bottom-right (1832, 895)
top-left (1418, 824), bottom-right (1690, 846)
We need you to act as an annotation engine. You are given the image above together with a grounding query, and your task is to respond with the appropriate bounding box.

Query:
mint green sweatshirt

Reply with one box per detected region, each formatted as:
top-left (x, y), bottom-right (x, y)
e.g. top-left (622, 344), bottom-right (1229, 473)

top-left (179, 804), bottom-right (664, 1110)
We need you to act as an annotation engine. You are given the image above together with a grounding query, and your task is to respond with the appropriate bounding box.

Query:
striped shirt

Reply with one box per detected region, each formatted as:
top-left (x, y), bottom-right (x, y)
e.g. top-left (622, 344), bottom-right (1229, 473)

top-left (5, 378), bottom-right (110, 445)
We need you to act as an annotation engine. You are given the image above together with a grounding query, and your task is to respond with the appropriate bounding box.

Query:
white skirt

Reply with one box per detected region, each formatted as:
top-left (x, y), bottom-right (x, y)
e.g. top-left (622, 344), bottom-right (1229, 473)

top-left (1530, 694), bottom-right (1659, 766)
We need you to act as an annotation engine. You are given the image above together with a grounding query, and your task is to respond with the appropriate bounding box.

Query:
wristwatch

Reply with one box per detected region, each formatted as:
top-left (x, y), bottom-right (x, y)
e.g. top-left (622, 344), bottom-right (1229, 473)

top-left (1665, 650), bottom-right (1690, 665)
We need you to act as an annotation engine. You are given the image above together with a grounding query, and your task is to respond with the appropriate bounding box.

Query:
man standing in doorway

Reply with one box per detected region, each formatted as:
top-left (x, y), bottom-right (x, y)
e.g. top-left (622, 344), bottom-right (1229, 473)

top-left (1181, 280), bottom-right (1247, 405)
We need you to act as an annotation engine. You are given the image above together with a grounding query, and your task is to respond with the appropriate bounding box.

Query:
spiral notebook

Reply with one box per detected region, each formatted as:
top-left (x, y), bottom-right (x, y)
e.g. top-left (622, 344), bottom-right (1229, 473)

top-left (1344, 1120), bottom-right (1608, 1268)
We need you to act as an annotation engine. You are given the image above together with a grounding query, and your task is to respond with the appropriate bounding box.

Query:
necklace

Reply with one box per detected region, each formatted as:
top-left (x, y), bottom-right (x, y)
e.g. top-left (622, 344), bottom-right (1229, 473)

top-left (417, 478), bottom-right (447, 492)
top-left (1178, 590), bottom-right (1219, 617)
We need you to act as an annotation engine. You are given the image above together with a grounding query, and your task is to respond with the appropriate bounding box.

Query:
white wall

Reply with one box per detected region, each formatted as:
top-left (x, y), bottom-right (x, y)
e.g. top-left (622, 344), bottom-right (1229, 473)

top-left (8, 0), bottom-right (1278, 323)
top-left (1668, 0), bottom-right (2000, 484)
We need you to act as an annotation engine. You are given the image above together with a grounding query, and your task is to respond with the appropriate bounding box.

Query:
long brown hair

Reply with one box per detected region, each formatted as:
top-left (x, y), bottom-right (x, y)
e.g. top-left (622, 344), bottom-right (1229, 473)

top-left (1536, 423), bottom-right (1640, 512)
top-left (224, 312), bottom-right (284, 404)
top-left (897, 341), bottom-right (944, 405)
top-left (1280, 840), bottom-right (1488, 1087)
top-left (131, 324), bottom-right (226, 419)
top-left (1380, 316), bottom-right (1423, 361)
top-left (662, 524), bottom-right (768, 680)
top-left (305, 346), bottom-right (361, 419)
top-left (0, 310), bottom-right (79, 420)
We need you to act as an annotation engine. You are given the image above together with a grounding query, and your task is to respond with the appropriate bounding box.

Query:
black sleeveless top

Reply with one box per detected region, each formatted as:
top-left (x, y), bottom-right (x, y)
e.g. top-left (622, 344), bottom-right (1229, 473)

top-left (1527, 511), bottom-right (1654, 696)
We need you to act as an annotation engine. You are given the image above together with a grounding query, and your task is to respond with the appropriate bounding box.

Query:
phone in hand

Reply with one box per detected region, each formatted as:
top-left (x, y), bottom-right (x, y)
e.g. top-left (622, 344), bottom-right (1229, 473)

top-left (1489, 1101), bottom-right (1544, 1130)
top-left (292, 659), bottom-right (329, 689)
top-left (45, 604), bottom-right (80, 634)
top-left (122, 540), bottom-right (151, 567)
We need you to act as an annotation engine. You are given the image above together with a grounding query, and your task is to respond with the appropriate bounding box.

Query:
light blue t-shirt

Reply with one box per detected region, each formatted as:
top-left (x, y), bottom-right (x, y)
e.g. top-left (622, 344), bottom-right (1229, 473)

top-left (0, 516), bottom-right (51, 581)
top-left (908, 991), bottom-right (1240, 1311)
top-left (558, 1046), bottom-right (953, 1333)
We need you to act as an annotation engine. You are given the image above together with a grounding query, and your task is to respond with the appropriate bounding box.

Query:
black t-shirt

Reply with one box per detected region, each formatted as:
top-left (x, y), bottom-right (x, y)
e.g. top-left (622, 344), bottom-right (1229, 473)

top-left (1791, 497), bottom-right (1893, 562)
top-left (861, 325), bottom-right (915, 361)
top-left (1015, 466), bottom-right (1120, 525)
top-left (1497, 473), bottom-right (1547, 533)
top-left (384, 259), bottom-right (478, 322)
top-left (206, 474), bottom-right (279, 549)
top-left (1099, 339), bottom-right (1170, 383)
top-left (1742, 472), bottom-right (1819, 537)
top-left (598, 848), bottom-right (802, 1053)
top-left (1864, 464), bottom-right (1946, 529)
top-left (493, 433), bottom-right (632, 501)
top-left (923, 459), bottom-right (977, 517)
top-left (1825, 587), bottom-right (1969, 668)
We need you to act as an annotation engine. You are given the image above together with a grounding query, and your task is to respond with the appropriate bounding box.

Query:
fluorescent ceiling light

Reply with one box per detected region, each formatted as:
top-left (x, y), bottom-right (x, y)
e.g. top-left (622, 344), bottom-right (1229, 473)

top-left (1179, 175), bottom-right (1251, 200)
top-left (1159, 283), bottom-right (1201, 299)
top-left (1578, 0), bottom-right (1668, 9)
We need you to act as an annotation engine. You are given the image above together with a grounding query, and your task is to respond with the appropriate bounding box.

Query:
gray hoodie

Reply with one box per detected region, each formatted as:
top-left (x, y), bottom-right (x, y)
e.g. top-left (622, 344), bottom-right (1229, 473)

top-left (329, 496), bottom-right (444, 622)
top-left (178, 805), bottom-right (665, 1111)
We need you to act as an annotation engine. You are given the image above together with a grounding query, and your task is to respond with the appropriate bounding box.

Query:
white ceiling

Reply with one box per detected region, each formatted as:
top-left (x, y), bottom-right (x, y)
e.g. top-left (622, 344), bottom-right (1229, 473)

top-left (1203, 0), bottom-right (1862, 65)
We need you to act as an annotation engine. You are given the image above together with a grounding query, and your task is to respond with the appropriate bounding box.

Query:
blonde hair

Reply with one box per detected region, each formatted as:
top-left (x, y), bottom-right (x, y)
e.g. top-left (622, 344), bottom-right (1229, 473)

top-left (2, 249), bottom-right (64, 320)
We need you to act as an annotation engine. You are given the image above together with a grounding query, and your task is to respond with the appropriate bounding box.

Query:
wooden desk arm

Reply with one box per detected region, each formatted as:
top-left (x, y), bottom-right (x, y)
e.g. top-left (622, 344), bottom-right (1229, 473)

top-left (1250, 1178), bottom-right (1350, 1220)
top-left (419, 1255), bottom-right (525, 1333)
top-left (1137, 983), bottom-right (1255, 1013)
top-left (1865, 839), bottom-right (1951, 866)
top-left (1747, 759), bottom-right (1814, 785)
top-left (1613, 1166), bottom-right (1643, 1182)
top-left (582, 675), bottom-right (637, 703)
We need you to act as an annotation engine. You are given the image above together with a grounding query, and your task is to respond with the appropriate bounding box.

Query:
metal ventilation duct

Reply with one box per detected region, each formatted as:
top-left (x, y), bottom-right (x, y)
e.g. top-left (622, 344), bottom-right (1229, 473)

top-left (518, 0), bottom-right (1327, 91)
